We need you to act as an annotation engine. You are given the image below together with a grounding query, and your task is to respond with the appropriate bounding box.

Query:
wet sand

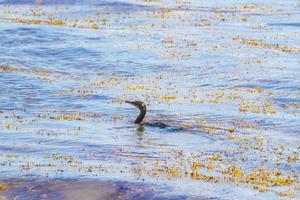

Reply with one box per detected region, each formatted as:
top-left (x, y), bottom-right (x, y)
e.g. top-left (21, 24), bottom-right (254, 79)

top-left (0, 178), bottom-right (213, 200)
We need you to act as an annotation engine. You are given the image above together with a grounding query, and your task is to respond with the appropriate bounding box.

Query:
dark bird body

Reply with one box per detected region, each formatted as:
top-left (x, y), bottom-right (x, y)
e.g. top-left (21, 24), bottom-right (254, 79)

top-left (125, 100), bottom-right (234, 135)
top-left (125, 100), bottom-right (185, 132)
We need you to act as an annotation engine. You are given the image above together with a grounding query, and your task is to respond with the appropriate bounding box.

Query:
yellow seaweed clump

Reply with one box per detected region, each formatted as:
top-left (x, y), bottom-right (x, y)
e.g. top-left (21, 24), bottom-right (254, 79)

top-left (207, 155), bottom-right (220, 162)
top-left (90, 24), bottom-right (100, 29)
top-left (233, 37), bottom-right (300, 54)
top-left (0, 65), bottom-right (23, 73)
top-left (190, 162), bottom-right (219, 183)
top-left (0, 182), bottom-right (8, 192)
top-left (8, 18), bottom-right (66, 26)
top-left (14, 18), bottom-right (42, 24)
top-left (239, 102), bottom-right (276, 115)
top-left (47, 20), bottom-right (66, 26)
top-left (227, 134), bottom-right (248, 141)
top-left (50, 114), bottom-right (85, 121)
top-left (223, 165), bottom-right (244, 178)
top-left (189, 161), bottom-right (217, 180)
top-left (286, 152), bottom-right (299, 164)
top-left (247, 88), bottom-right (264, 94)
top-left (200, 126), bottom-right (216, 134)
top-left (124, 85), bottom-right (145, 91)
top-left (160, 8), bottom-right (172, 17)
top-left (160, 95), bottom-right (176, 101)
top-left (245, 168), bottom-right (293, 187)
top-left (165, 166), bottom-right (181, 178)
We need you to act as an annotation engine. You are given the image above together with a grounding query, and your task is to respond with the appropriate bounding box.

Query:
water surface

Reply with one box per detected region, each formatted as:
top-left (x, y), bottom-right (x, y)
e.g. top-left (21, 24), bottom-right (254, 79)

top-left (0, 0), bottom-right (299, 199)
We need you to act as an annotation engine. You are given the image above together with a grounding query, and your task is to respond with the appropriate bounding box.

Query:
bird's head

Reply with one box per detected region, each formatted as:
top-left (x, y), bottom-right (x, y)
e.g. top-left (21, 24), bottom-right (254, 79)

top-left (125, 100), bottom-right (146, 111)
top-left (125, 100), bottom-right (147, 123)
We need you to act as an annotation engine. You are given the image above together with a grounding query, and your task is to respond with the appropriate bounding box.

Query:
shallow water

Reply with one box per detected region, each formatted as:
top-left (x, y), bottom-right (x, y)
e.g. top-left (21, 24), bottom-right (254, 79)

top-left (0, 0), bottom-right (299, 199)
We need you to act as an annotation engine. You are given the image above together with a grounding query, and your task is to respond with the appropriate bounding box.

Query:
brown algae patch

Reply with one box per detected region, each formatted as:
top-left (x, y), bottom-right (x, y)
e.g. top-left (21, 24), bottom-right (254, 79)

top-left (0, 65), bottom-right (24, 73)
top-left (0, 182), bottom-right (8, 192)
top-left (2, 17), bottom-right (67, 26)
top-left (49, 114), bottom-right (85, 122)
top-left (239, 101), bottom-right (277, 115)
top-left (0, 65), bottom-right (70, 81)
top-left (46, 19), bottom-right (66, 26)
top-left (0, 6), bottom-right (110, 30)
top-left (234, 37), bottom-right (300, 54)
top-left (132, 150), bottom-right (299, 197)
top-left (224, 3), bottom-right (273, 12)
top-left (12, 18), bottom-right (42, 24)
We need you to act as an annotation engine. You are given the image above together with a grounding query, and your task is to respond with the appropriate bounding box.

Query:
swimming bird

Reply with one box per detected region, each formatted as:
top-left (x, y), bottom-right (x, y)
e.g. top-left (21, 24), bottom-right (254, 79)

top-left (125, 100), bottom-right (234, 134)
top-left (125, 100), bottom-right (186, 131)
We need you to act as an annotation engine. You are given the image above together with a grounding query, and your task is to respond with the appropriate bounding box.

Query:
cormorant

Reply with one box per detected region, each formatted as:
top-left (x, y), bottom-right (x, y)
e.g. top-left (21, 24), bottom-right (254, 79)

top-left (125, 100), bottom-right (234, 134)
top-left (125, 100), bottom-right (185, 131)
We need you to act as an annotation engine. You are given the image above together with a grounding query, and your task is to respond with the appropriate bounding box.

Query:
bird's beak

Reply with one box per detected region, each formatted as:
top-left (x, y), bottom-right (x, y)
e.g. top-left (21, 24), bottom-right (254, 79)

top-left (125, 100), bottom-right (135, 106)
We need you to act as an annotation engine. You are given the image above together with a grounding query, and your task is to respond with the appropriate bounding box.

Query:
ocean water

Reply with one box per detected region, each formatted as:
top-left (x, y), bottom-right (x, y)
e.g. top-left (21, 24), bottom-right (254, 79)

top-left (0, 0), bottom-right (299, 199)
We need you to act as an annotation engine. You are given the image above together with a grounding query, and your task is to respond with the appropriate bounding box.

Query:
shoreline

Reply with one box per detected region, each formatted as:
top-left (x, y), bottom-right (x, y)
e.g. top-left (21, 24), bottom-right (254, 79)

top-left (0, 177), bottom-right (210, 200)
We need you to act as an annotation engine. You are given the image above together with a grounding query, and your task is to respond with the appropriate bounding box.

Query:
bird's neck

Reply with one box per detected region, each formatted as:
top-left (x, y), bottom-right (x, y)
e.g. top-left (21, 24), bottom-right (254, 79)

top-left (135, 108), bottom-right (146, 124)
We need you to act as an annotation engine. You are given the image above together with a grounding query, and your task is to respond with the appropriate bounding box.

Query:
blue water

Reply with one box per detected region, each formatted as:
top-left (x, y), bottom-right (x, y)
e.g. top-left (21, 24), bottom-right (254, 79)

top-left (0, 1), bottom-right (299, 199)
